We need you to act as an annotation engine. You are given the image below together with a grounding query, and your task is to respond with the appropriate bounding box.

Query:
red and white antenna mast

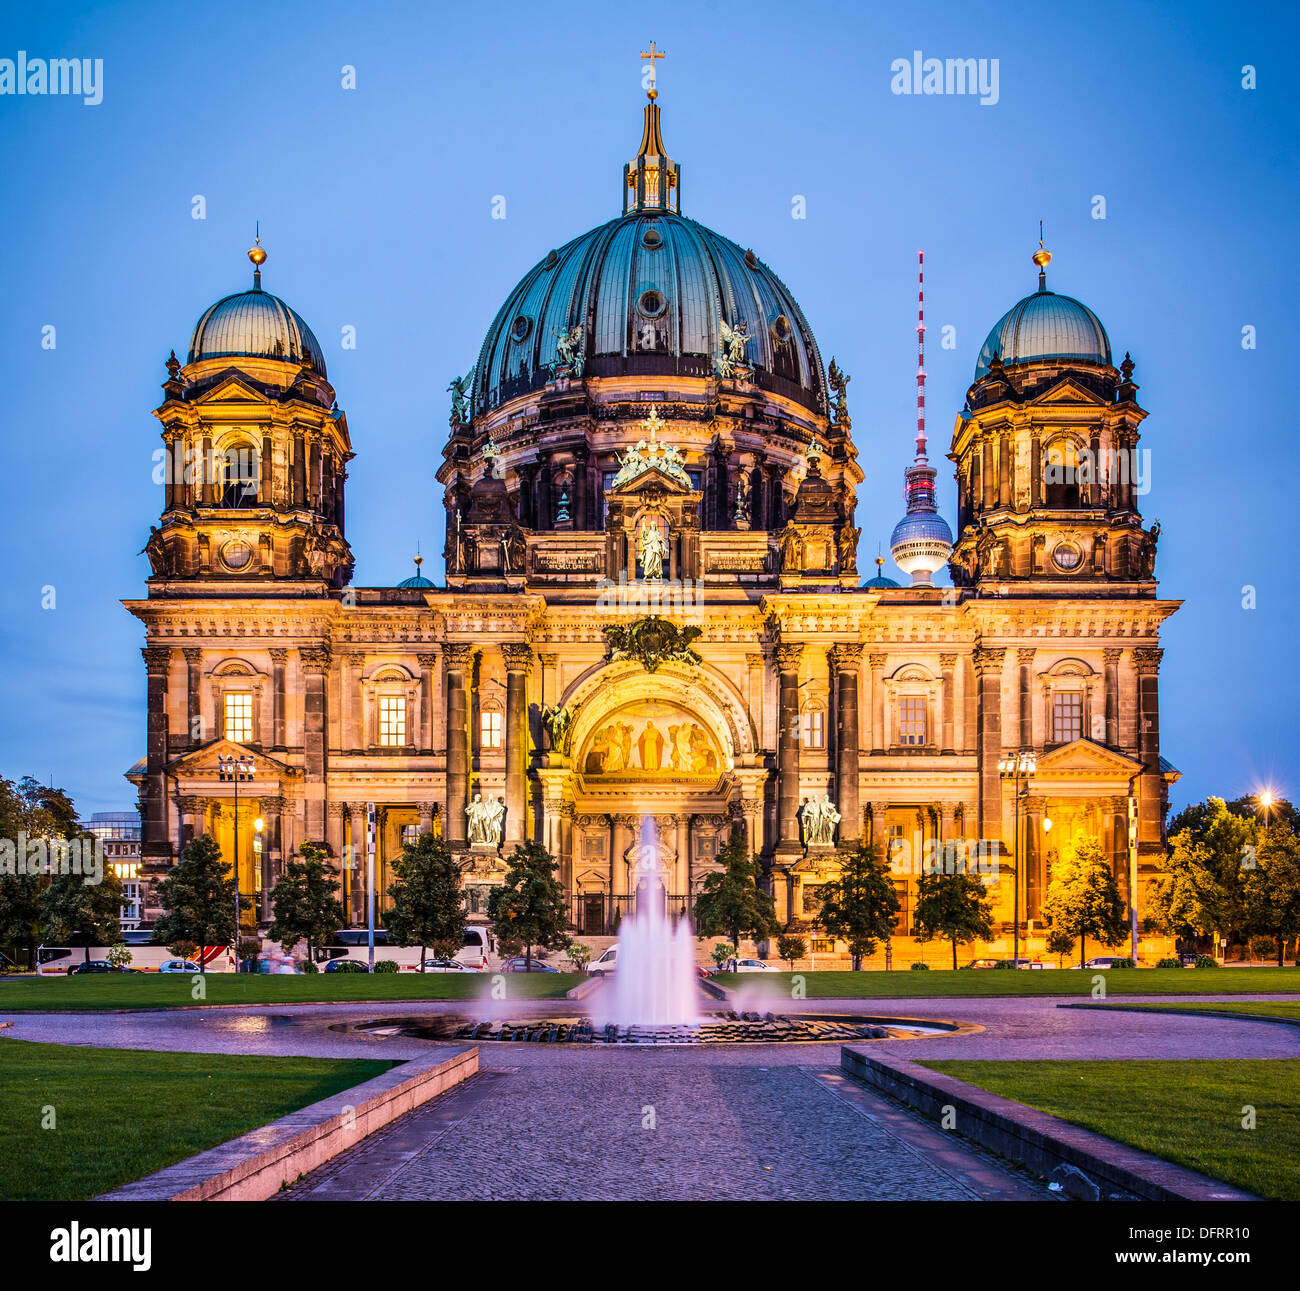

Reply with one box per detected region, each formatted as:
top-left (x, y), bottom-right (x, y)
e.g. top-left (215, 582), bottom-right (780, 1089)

top-left (915, 249), bottom-right (927, 460)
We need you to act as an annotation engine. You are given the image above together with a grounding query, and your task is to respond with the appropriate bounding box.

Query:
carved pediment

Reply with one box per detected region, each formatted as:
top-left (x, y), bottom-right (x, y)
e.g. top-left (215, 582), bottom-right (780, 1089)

top-left (1033, 737), bottom-right (1143, 779)
top-left (188, 373), bottom-right (276, 406)
top-left (1026, 376), bottom-right (1109, 408)
top-left (166, 737), bottom-right (301, 781)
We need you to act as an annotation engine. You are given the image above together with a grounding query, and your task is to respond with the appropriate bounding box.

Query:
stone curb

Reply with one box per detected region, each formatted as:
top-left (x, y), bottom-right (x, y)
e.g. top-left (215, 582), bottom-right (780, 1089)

top-left (95, 1045), bottom-right (478, 1202)
top-left (565, 977), bottom-right (604, 1000)
top-left (840, 1048), bottom-right (1256, 1202)
top-left (1062, 1002), bottom-right (1300, 1030)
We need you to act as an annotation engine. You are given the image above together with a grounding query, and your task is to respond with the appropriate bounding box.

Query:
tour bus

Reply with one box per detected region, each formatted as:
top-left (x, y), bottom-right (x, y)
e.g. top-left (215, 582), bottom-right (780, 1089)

top-left (35, 942), bottom-right (234, 973)
top-left (313, 926), bottom-right (494, 971)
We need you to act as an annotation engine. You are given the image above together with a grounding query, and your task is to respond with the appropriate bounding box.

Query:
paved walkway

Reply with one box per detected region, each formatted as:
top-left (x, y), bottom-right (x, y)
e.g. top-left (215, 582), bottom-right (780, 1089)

top-left (5, 994), bottom-right (1295, 1202)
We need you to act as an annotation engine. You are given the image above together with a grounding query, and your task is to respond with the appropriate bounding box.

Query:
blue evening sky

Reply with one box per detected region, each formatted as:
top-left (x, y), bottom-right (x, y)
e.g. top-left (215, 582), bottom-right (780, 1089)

top-left (0, 0), bottom-right (1294, 815)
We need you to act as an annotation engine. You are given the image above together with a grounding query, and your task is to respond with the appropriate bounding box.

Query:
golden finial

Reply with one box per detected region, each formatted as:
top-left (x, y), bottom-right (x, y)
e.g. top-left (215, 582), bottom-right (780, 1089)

top-left (248, 224), bottom-right (266, 289)
top-left (640, 40), bottom-right (667, 101)
top-left (1032, 222), bottom-right (1051, 290)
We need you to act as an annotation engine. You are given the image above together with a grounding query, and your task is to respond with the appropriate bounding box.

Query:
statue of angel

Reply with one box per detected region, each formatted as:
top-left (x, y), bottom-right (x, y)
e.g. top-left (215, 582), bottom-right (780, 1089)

top-left (447, 373), bottom-right (472, 424)
top-left (552, 325), bottom-right (585, 376)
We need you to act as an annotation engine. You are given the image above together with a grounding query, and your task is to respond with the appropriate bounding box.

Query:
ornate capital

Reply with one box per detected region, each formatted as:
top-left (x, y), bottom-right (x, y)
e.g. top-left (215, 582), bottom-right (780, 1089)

top-left (1132, 646), bottom-right (1164, 673)
top-left (1017, 647), bottom-right (1037, 666)
top-left (142, 646), bottom-right (172, 672)
top-left (774, 642), bottom-right (805, 673)
top-left (559, 802), bottom-right (576, 820)
top-left (443, 642), bottom-right (473, 670)
top-left (868, 653), bottom-right (887, 670)
top-left (615, 814), bottom-right (641, 829)
top-left (299, 645), bottom-right (331, 675)
top-left (539, 652), bottom-right (558, 669)
top-left (501, 642), bottom-right (534, 672)
top-left (260, 795), bottom-right (286, 812)
top-left (176, 795), bottom-right (205, 813)
top-left (417, 652), bottom-right (439, 669)
top-left (269, 648), bottom-right (289, 665)
top-left (326, 802), bottom-right (348, 818)
top-left (828, 642), bottom-right (865, 673)
top-left (182, 647), bottom-right (202, 665)
top-left (1103, 648), bottom-right (1123, 665)
top-left (745, 652), bottom-right (764, 668)
top-left (939, 653), bottom-right (958, 669)
top-left (972, 646), bottom-right (1006, 675)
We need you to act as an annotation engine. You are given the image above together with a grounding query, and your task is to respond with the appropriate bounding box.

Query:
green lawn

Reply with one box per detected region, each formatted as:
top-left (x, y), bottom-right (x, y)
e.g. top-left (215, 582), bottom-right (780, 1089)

top-left (1107, 1000), bottom-right (1300, 1022)
top-left (715, 967), bottom-right (1300, 998)
top-left (0, 1039), bottom-right (393, 1201)
top-left (919, 1058), bottom-right (1300, 1200)
top-left (0, 971), bottom-right (583, 1012)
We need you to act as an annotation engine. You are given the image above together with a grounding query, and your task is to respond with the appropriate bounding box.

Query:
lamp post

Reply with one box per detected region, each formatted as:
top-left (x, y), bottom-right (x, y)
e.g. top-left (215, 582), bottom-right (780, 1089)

top-left (218, 753), bottom-right (254, 968)
top-left (254, 816), bottom-right (265, 925)
top-left (997, 751), bottom-right (1037, 966)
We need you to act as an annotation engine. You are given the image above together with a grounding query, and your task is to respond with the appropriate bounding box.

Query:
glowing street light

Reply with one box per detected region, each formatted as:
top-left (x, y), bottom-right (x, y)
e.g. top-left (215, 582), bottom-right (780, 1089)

top-left (998, 751), bottom-right (1037, 966)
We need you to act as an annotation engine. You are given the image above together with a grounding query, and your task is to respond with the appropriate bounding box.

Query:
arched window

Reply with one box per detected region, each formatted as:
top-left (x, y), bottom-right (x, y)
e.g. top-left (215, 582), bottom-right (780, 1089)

top-left (1043, 438), bottom-right (1082, 509)
top-left (219, 440), bottom-right (260, 508)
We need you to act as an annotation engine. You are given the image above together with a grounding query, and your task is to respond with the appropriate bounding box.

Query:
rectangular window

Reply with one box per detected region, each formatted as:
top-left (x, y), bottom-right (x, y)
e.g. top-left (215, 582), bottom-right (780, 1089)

top-left (379, 695), bottom-right (406, 747)
top-left (898, 695), bottom-right (927, 745)
top-left (801, 709), bottom-right (825, 749)
top-left (401, 823), bottom-right (419, 849)
top-left (1052, 691), bottom-right (1084, 743)
top-left (223, 692), bottom-right (253, 743)
top-left (481, 710), bottom-right (504, 749)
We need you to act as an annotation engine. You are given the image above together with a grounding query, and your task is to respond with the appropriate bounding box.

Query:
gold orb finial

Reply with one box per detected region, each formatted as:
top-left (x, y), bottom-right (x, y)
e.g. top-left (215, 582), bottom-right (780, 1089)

top-left (248, 237), bottom-right (267, 268)
top-left (1032, 245), bottom-right (1052, 269)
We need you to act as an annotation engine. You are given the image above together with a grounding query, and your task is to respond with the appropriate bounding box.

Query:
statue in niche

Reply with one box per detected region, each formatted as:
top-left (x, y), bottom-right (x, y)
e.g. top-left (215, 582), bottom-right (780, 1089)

top-left (800, 794), bottom-right (841, 847)
top-left (638, 520), bottom-right (669, 580)
top-left (837, 524), bottom-right (860, 574)
top-left (466, 792), bottom-right (505, 846)
top-left (140, 526), bottom-right (170, 576)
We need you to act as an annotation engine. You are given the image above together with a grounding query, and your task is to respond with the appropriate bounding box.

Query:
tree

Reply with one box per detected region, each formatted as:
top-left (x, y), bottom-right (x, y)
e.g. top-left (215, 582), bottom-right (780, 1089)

top-left (268, 842), bottom-right (344, 966)
top-left (154, 833), bottom-right (238, 968)
top-left (40, 870), bottom-right (124, 968)
top-left (1042, 837), bottom-right (1128, 967)
top-left (777, 934), bottom-right (806, 970)
top-left (1046, 927), bottom-right (1075, 968)
top-left (912, 870), bottom-right (995, 969)
top-left (385, 833), bottom-right (467, 969)
top-left (692, 832), bottom-right (779, 958)
top-left (1148, 797), bottom-right (1256, 950)
top-left (812, 842), bottom-right (900, 970)
top-left (566, 941), bottom-right (592, 973)
top-left (0, 775), bottom-right (83, 966)
top-left (486, 841), bottom-right (568, 969)
top-left (1243, 825), bottom-right (1300, 965)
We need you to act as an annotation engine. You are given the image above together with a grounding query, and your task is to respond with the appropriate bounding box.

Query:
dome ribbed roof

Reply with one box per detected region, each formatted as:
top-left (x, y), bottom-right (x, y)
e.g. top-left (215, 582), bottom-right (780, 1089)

top-left (975, 289), bottom-right (1109, 379)
top-left (189, 288), bottom-right (327, 377)
top-left (473, 212), bottom-right (826, 416)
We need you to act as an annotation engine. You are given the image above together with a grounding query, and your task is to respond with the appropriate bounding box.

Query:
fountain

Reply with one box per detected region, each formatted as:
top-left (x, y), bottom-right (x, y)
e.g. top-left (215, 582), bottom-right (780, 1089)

top-left (592, 816), bottom-right (699, 1032)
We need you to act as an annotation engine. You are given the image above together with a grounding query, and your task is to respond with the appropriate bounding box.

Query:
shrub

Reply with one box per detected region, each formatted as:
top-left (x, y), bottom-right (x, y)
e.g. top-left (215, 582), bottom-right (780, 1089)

top-left (566, 941), bottom-right (592, 973)
top-left (237, 938), bottom-right (262, 960)
top-left (373, 960), bottom-right (399, 974)
top-left (1156, 957), bottom-right (1183, 968)
top-left (1249, 935), bottom-right (1278, 961)
top-left (909, 962), bottom-right (930, 971)
top-left (105, 943), bottom-right (133, 969)
top-left (1110, 957), bottom-right (1137, 969)
top-left (710, 942), bottom-right (735, 971)
top-left (300, 959), bottom-right (318, 973)
top-left (168, 940), bottom-right (199, 961)
top-left (993, 960), bottom-right (1017, 969)
top-left (1194, 954), bottom-right (1219, 968)
top-left (776, 935), bottom-right (806, 969)
top-left (330, 960), bottom-right (367, 973)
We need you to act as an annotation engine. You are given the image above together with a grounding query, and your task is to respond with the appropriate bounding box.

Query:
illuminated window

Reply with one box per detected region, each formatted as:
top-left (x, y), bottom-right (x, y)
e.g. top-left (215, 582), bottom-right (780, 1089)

top-left (223, 692), bottom-right (253, 743)
top-left (1052, 691), bottom-right (1084, 743)
top-left (800, 707), bottom-right (825, 749)
top-left (481, 710), bottom-right (503, 749)
top-left (898, 695), bottom-right (927, 745)
top-left (379, 695), bottom-right (406, 747)
top-left (219, 440), bottom-right (260, 507)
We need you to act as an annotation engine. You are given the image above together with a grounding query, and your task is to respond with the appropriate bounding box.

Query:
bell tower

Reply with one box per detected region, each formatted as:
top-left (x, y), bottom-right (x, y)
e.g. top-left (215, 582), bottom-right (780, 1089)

top-left (145, 241), bottom-right (354, 592)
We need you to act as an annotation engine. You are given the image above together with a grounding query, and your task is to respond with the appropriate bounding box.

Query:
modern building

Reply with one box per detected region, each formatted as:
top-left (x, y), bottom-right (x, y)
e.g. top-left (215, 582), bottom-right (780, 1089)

top-left (125, 81), bottom-right (1177, 959)
top-left (86, 810), bottom-right (143, 928)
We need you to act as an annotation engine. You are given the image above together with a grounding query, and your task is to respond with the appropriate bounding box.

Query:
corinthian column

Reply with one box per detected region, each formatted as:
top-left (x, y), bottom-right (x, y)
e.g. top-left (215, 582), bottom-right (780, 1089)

top-left (973, 645), bottom-right (1006, 842)
top-left (502, 643), bottom-right (533, 845)
top-left (444, 644), bottom-right (472, 847)
top-left (775, 642), bottom-right (804, 855)
top-left (830, 643), bottom-right (863, 844)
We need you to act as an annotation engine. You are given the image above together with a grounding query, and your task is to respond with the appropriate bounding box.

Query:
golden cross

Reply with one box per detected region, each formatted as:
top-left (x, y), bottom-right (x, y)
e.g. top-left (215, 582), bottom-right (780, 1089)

top-left (640, 41), bottom-right (667, 100)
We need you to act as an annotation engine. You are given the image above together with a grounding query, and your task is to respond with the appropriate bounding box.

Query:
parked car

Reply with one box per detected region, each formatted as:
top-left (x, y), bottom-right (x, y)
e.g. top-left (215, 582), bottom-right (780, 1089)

top-left (1073, 956), bottom-right (1135, 970)
top-left (961, 958), bottom-right (1004, 969)
top-left (421, 958), bottom-right (472, 973)
top-left (68, 960), bottom-right (139, 974)
top-left (502, 957), bottom-right (559, 972)
top-left (587, 946), bottom-right (619, 976)
top-left (1014, 959), bottom-right (1056, 969)
top-left (324, 959), bottom-right (370, 973)
top-left (695, 964), bottom-right (717, 979)
top-left (158, 959), bottom-right (202, 973)
top-left (734, 958), bottom-right (775, 973)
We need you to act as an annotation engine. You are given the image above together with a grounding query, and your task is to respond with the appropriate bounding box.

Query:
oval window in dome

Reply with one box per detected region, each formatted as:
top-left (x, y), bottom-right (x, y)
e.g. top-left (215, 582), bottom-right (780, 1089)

top-left (221, 540), bottom-right (254, 572)
top-left (637, 289), bottom-right (667, 318)
top-left (510, 315), bottom-right (532, 343)
top-left (1052, 542), bottom-right (1082, 571)
top-left (641, 227), bottom-right (663, 249)
top-left (542, 249), bottom-right (558, 269)
top-left (770, 314), bottom-right (793, 343)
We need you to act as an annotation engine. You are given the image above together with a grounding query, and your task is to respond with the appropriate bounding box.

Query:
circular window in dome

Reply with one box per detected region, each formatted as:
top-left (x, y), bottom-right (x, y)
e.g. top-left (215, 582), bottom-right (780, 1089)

top-left (770, 314), bottom-right (793, 343)
top-left (1052, 541), bottom-right (1082, 571)
top-left (221, 539), bottom-right (254, 572)
top-left (637, 289), bottom-right (667, 319)
top-left (542, 249), bottom-right (558, 269)
top-left (641, 227), bottom-right (663, 249)
top-left (510, 315), bottom-right (532, 343)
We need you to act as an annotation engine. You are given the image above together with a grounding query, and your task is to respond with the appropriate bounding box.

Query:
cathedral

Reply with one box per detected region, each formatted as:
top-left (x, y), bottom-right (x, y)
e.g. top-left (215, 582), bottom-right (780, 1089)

top-left (126, 74), bottom-right (1178, 961)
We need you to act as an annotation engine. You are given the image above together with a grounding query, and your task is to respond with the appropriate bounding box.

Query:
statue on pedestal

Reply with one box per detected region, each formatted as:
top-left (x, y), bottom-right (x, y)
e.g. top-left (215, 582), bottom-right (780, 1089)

top-left (466, 792), bottom-right (505, 846)
top-left (800, 794), bottom-right (841, 846)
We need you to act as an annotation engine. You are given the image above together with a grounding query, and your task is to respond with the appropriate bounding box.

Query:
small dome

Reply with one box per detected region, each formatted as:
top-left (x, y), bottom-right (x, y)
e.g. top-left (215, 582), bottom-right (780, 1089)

top-left (862, 572), bottom-right (901, 589)
top-left (397, 572), bottom-right (434, 589)
top-left (189, 288), bottom-right (327, 377)
top-left (975, 289), bottom-right (1110, 380)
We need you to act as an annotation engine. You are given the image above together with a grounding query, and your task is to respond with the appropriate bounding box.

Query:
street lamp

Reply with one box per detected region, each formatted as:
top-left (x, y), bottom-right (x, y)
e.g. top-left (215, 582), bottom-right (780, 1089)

top-left (997, 751), bottom-right (1037, 966)
top-left (1259, 790), bottom-right (1275, 829)
top-left (218, 753), bottom-right (254, 967)
top-left (254, 817), bottom-right (265, 922)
